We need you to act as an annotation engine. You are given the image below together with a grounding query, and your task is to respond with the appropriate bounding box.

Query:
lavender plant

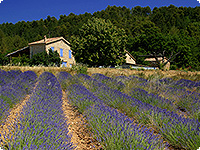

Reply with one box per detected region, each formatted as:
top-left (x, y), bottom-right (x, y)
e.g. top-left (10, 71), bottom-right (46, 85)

top-left (175, 90), bottom-right (200, 120)
top-left (57, 71), bottom-right (74, 90)
top-left (2, 72), bottom-right (74, 150)
top-left (173, 79), bottom-right (200, 89)
top-left (66, 84), bottom-right (103, 113)
top-left (128, 88), bottom-right (176, 112)
top-left (122, 75), bottom-right (149, 95)
top-left (81, 74), bottom-right (200, 149)
top-left (149, 109), bottom-right (200, 149)
top-left (92, 73), bottom-right (125, 91)
top-left (85, 104), bottom-right (167, 150)
top-left (115, 75), bottom-right (131, 84)
top-left (0, 71), bottom-right (37, 122)
top-left (58, 72), bottom-right (200, 149)
top-left (157, 84), bottom-right (200, 120)
top-left (64, 78), bottom-right (167, 149)
top-left (0, 70), bottom-right (22, 87)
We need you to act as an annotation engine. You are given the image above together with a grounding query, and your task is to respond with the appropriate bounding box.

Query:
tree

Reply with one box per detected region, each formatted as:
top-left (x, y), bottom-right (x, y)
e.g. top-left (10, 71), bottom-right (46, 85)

top-left (11, 54), bottom-right (30, 66)
top-left (131, 19), bottom-right (161, 37)
top-left (128, 33), bottom-right (183, 70)
top-left (0, 52), bottom-right (8, 65)
top-left (48, 49), bottom-right (61, 66)
top-left (70, 17), bottom-right (128, 67)
top-left (30, 49), bottom-right (61, 66)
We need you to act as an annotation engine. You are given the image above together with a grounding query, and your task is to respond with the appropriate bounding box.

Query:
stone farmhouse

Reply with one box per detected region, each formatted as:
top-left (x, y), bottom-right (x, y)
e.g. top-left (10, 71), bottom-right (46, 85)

top-left (6, 36), bottom-right (76, 67)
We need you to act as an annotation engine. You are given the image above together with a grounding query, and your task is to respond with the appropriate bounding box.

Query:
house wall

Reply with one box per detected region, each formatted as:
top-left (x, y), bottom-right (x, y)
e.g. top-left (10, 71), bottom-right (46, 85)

top-left (160, 58), bottom-right (170, 70)
top-left (46, 40), bottom-right (76, 67)
top-left (30, 44), bottom-right (45, 58)
top-left (125, 53), bottom-right (136, 65)
top-left (164, 61), bottom-right (170, 70)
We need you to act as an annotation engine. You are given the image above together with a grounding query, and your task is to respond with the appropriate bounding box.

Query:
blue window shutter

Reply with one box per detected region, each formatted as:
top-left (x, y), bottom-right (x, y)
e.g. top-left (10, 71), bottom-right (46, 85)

top-left (69, 50), bottom-right (72, 59)
top-left (60, 48), bottom-right (63, 57)
top-left (51, 47), bottom-right (54, 52)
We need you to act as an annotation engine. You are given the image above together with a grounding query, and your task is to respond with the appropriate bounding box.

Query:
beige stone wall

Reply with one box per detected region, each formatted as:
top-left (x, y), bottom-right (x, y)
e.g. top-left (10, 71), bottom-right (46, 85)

top-left (46, 40), bottom-right (76, 67)
top-left (164, 62), bottom-right (170, 70)
top-left (161, 58), bottom-right (170, 70)
top-left (125, 53), bottom-right (136, 65)
top-left (30, 44), bottom-right (45, 58)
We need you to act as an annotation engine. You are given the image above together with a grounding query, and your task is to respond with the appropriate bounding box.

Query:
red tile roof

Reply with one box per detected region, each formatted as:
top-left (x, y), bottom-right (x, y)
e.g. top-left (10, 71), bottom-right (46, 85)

top-left (28, 37), bottom-right (70, 45)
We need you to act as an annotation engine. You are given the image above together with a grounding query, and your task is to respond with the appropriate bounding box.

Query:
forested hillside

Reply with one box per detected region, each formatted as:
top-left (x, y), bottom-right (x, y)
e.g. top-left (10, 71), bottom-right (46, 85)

top-left (0, 5), bottom-right (200, 70)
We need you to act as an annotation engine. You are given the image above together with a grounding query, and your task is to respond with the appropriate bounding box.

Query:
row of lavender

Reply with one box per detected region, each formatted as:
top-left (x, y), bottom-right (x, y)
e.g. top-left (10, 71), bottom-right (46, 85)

top-left (84, 73), bottom-right (200, 149)
top-left (117, 75), bottom-right (200, 121)
top-left (57, 72), bottom-right (166, 149)
top-left (58, 72), bottom-right (200, 150)
top-left (0, 70), bottom-right (37, 122)
top-left (1, 72), bottom-right (75, 149)
top-left (91, 73), bottom-right (200, 120)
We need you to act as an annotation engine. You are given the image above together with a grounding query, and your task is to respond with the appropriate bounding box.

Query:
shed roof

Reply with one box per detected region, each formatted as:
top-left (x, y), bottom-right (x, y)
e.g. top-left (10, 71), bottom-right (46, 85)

top-left (6, 46), bottom-right (30, 57)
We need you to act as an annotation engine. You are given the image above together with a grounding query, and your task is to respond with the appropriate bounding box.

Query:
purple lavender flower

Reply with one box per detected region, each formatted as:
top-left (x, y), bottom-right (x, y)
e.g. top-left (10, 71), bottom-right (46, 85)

top-left (3, 72), bottom-right (75, 150)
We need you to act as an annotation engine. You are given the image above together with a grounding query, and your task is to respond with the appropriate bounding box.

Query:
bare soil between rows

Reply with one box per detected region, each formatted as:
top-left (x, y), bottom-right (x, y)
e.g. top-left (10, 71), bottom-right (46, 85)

top-left (62, 91), bottom-right (102, 150)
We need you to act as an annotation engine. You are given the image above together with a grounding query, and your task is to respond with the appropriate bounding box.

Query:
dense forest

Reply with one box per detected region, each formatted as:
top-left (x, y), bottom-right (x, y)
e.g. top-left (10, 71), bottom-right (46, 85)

top-left (0, 5), bottom-right (200, 70)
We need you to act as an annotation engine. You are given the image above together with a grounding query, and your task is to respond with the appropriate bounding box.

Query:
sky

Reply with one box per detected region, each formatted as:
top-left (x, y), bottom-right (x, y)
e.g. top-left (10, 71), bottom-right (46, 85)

top-left (0, 0), bottom-right (200, 24)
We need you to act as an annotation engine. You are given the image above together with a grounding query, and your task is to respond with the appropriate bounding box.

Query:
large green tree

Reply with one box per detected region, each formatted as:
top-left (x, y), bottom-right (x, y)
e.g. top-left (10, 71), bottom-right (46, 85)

top-left (70, 17), bottom-right (128, 67)
top-left (128, 32), bottom-right (192, 69)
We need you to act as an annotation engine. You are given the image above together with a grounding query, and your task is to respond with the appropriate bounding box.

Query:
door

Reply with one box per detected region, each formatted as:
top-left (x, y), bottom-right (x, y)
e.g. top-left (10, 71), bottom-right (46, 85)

top-left (61, 62), bottom-right (67, 67)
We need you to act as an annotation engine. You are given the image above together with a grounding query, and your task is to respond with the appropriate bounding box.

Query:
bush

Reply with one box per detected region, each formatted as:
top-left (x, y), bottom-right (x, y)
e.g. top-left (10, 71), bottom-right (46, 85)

top-left (29, 49), bottom-right (61, 67)
top-left (71, 63), bottom-right (88, 74)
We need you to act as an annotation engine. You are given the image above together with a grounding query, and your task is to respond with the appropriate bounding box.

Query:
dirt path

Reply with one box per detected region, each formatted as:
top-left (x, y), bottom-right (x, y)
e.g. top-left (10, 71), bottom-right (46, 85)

top-left (62, 91), bottom-right (102, 150)
top-left (0, 94), bottom-right (30, 145)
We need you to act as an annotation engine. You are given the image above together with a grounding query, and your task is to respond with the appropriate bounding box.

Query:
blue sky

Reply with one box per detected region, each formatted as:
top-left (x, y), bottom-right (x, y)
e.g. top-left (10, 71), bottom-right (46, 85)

top-left (0, 0), bottom-right (199, 24)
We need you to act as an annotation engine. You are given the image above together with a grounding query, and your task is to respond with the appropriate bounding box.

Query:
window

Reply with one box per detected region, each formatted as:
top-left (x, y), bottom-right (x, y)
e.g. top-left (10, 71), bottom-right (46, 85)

top-left (69, 50), bottom-right (72, 59)
top-left (60, 48), bottom-right (63, 57)
top-left (70, 64), bottom-right (72, 68)
top-left (51, 47), bottom-right (54, 52)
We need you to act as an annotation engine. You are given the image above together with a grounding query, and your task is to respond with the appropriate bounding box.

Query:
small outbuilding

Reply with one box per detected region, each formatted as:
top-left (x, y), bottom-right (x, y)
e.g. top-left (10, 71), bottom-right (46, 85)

top-left (144, 57), bottom-right (170, 70)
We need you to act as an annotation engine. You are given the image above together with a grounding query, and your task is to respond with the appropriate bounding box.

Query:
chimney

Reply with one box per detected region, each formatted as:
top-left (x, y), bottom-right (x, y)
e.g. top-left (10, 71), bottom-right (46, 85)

top-left (44, 35), bottom-right (47, 42)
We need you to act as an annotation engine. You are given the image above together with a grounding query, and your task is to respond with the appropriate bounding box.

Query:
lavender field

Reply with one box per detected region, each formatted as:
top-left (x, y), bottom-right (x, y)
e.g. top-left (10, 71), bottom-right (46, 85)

top-left (0, 70), bottom-right (200, 150)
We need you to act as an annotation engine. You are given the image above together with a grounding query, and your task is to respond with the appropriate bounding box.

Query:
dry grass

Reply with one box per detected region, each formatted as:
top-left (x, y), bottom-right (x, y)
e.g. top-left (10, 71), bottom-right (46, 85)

top-left (0, 66), bottom-right (77, 77)
top-left (1, 66), bottom-right (200, 80)
top-left (87, 68), bottom-right (200, 81)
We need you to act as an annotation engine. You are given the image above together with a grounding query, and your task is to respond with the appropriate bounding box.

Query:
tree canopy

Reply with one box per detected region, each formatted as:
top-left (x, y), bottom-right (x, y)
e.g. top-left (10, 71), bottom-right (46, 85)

top-left (71, 17), bottom-right (127, 67)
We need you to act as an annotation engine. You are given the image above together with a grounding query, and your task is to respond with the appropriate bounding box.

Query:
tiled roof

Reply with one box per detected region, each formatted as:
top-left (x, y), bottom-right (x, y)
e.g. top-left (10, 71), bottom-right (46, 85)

top-left (28, 37), bottom-right (70, 45)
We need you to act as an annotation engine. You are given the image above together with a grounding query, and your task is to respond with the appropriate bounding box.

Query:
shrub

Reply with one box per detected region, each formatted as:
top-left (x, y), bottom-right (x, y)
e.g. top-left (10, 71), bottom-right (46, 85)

top-left (70, 63), bottom-right (88, 74)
